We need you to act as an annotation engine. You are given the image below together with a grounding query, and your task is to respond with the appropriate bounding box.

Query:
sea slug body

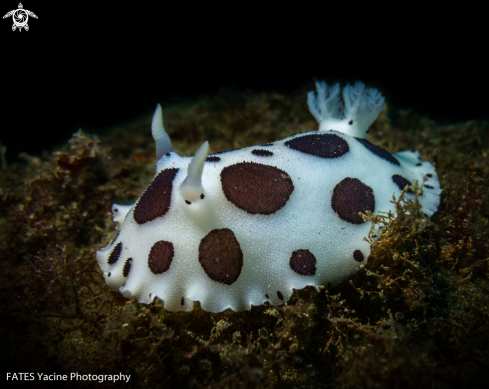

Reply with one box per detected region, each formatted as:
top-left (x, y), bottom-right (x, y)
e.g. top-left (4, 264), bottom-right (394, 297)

top-left (96, 81), bottom-right (441, 312)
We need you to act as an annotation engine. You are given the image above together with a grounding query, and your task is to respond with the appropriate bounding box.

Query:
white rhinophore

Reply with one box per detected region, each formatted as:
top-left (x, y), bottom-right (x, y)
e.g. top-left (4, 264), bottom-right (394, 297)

top-left (111, 203), bottom-right (134, 225)
top-left (151, 104), bottom-right (174, 159)
top-left (180, 141), bottom-right (210, 202)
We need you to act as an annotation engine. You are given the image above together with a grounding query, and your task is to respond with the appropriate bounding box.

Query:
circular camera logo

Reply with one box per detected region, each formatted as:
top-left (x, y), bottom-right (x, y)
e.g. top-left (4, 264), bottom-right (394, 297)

top-left (3, 3), bottom-right (38, 32)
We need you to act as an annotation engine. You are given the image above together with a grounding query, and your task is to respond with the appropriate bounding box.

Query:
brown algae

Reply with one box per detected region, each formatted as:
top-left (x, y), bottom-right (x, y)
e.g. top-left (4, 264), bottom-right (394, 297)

top-left (0, 84), bottom-right (488, 388)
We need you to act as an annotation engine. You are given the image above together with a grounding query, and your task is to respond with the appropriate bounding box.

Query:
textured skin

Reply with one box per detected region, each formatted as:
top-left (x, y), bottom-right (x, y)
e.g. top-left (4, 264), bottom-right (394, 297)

top-left (96, 129), bottom-right (441, 312)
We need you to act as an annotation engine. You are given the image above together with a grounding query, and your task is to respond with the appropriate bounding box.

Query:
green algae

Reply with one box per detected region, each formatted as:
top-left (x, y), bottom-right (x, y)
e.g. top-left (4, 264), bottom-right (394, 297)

top-left (0, 83), bottom-right (488, 388)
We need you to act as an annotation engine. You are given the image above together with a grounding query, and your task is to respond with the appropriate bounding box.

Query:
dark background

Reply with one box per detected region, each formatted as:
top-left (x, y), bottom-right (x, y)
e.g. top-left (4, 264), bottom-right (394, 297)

top-left (2, 3), bottom-right (487, 164)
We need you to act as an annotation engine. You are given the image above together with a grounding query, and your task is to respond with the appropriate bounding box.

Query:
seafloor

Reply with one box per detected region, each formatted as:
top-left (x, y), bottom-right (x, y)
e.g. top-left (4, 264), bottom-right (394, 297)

top-left (1, 83), bottom-right (488, 388)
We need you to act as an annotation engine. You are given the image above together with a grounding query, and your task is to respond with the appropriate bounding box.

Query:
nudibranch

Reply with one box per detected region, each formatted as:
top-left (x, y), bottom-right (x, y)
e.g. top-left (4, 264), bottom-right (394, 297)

top-left (96, 81), bottom-right (441, 312)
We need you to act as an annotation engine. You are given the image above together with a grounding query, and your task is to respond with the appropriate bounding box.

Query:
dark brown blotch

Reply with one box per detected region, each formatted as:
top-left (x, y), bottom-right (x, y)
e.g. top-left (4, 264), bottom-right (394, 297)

top-left (206, 156), bottom-right (221, 162)
top-left (198, 228), bottom-right (243, 285)
top-left (353, 250), bottom-right (364, 262)
top-left (134, 168), bottom-right (179, 224)
top-left (221, 162), bottom-right (294, 215)
top-left (252, 149), bottom-right (274, 157)
top-left (285, 133), bottom-right (349, 159)
top-left (108, 242), bottom-right (123, 265)
top-left (355, 138), bottom-right (400, 165)
top-left (148, 240), bottom-right (174, 274)
top-left (331, 177), bottom-right (375, 224)
top-left (123, 258), bottom-right (133, 277)
top-left (289, 249), bottom-right (316, 276)
top-left (392, 174), bottom-right (414, 194)
top-left (277, 291), bottom-right (284, 300)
